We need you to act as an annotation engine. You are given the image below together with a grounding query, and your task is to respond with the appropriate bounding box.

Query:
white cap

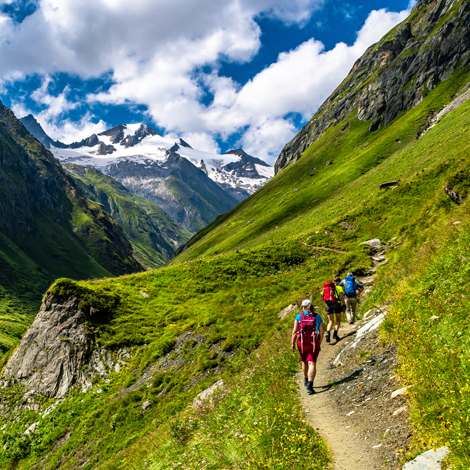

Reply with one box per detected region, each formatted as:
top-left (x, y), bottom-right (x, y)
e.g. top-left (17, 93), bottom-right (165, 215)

top-left (301, 300), bottom-right (311, 307)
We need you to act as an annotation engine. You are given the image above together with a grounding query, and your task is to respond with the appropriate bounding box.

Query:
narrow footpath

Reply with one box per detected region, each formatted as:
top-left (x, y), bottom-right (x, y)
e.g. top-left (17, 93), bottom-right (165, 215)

top-left (298, 322), bottom-right (385, 470)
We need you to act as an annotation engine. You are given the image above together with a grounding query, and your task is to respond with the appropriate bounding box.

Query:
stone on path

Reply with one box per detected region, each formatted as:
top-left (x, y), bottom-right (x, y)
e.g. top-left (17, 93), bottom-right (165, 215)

top-left (363, 309), bottom-right (375, 320)
top-left (402, 447), bottom-right (449, 470)
top-left (392, 406), bottom-right (407, 416)
top-left (351, 313), bottom-right (385, 348)
top-left (391, 386), bottom-right (408, 399)
top-left (333, 314), bottom-right (386, 367)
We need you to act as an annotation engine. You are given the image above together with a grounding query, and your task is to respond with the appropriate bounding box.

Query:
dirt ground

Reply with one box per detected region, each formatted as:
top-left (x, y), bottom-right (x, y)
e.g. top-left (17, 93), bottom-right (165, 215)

top-left (297, 320), bottom-right (412, 470)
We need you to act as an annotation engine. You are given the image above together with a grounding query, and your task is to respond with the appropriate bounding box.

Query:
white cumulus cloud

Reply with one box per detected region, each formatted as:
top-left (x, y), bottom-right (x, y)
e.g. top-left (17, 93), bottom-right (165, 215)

top-left (1, 0), bottom-right (412, 162)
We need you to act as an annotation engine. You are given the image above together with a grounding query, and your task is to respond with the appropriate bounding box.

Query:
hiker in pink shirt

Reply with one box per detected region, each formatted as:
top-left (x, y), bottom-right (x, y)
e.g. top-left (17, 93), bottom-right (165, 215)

top-left (291, 300), bottom-right (324, 395)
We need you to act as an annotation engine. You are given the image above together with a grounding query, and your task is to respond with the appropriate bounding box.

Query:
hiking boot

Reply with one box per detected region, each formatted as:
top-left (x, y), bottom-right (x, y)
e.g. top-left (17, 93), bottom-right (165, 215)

top-left (325, 331), bottom-right (331, 343)
top-left (333, 331), bottom-right (340, 341)
top-left (304, 378), bottom-right (308, 388)
top-left (307, 381), bottom-right (315, 395)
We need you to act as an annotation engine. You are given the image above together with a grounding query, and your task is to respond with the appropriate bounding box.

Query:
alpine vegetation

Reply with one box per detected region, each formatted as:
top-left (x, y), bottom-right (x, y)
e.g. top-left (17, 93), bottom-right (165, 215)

top-left (2, 0), bottom-right (470, 469)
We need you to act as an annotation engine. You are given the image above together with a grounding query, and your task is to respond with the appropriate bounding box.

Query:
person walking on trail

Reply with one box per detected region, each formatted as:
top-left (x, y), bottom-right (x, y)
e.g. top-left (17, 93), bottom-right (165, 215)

top-left (340, 272), bottom-right (364, 324)
top-left (291, 300), bottom-right (324, 395)
top-left (321, 277), bottom-right (344, 343)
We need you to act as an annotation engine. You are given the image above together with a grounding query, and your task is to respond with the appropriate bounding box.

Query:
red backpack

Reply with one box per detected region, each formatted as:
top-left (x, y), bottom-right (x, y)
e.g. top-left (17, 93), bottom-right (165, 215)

top-left (298, 312), bottom-right (318, 353)
top-left (322, 281), bottom-right (339, 302)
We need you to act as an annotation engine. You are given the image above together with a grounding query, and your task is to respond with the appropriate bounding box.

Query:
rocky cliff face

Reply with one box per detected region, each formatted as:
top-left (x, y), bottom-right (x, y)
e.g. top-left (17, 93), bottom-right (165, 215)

top-left (275, 0), bottom-right (470, 174)
top-left (19, 114), bottom-right (67, 149)
top-left (2, 294), bottom-right (122, 398)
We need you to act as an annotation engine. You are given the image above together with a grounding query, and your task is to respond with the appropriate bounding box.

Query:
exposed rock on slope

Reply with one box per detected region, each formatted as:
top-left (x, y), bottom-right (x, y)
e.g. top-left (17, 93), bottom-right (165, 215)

top-left (275, 0), bottom-right (470, 173)
top-left (2, 294), bottom-right (119, 398)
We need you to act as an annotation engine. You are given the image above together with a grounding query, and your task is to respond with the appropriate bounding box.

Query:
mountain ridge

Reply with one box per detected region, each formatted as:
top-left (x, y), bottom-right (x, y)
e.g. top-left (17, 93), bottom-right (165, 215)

top-left (274, 0), bottom-right (469, 174)
top-left (21, 117), bottom-right (274, 231)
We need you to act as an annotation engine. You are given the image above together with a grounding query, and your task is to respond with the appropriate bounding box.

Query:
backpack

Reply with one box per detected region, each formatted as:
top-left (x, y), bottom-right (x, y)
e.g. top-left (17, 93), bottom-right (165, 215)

top-left (298, 312), bottom-right (318, 353)
top-left (322, 281), bottom-right (339, 302)
top-left (345, 276), bottom-right (356, 296)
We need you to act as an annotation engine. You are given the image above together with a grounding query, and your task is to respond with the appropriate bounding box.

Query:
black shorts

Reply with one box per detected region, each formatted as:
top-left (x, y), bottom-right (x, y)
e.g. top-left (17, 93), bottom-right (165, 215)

top-left (325, 301), bottom-right (342, 314)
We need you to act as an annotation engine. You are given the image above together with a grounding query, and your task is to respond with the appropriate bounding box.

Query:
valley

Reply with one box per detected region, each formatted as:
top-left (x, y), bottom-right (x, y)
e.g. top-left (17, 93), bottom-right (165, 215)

top-left (1, 0), bottom-right (470, 469)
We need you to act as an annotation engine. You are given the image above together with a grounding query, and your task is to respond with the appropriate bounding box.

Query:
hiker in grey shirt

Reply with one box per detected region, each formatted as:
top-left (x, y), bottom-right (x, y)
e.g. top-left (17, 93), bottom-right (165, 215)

top-left (340, 273), bottom-right (364, 324)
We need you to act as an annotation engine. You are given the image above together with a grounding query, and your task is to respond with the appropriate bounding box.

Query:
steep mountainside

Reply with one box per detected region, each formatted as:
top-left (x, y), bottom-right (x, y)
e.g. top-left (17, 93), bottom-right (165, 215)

top-left (275, 0), bottom-right (470, 173)
top-left (3, 1), bottom-right (470, 469)
top-left (104, 151), bottom-right (239, 232)
top-left (0, 102), bottom-right (143, 353)
top-left (63, 163), bottom-right (191, 268)
top-left (21, 118), bottom-right (274, 230)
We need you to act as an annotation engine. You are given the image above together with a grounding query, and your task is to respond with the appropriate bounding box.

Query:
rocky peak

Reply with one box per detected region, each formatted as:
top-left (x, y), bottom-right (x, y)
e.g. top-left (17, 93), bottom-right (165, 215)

top-left (68, 133), bottom-right (100, 149)
top-left (274, 0), bottom-right (467, 174)
top-left (224, 148), bottom-right (268, 165)
top-left (222, 148), bottom-right (271, 178)
top-left (97, 123), bottom-right (160, 148)
top-left (19, 114), bottom-right (67, 149)
top-left (179, 138), bottom-right (192, 148)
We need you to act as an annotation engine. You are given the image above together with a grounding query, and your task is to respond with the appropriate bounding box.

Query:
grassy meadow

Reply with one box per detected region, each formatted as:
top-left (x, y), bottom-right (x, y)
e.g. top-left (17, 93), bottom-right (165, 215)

top-left (2, 30), bottom-right (470, 470)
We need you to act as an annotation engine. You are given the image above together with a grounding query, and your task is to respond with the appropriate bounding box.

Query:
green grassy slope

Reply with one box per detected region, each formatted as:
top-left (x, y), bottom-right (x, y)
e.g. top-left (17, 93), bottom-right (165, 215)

top-left (0, 244), bottom-right (339, 469)
top-left (176, 68), bottom-right (469, 262)
top-left (63, 163), bottom-right (191, 268)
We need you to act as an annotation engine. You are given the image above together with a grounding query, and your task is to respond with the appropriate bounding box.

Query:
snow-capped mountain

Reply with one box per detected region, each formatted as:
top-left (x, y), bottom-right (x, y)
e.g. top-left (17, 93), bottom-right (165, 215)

top-left (20, 117), bottom-right (273, 232)
top-left (22, 118), bottom-right (273, 200)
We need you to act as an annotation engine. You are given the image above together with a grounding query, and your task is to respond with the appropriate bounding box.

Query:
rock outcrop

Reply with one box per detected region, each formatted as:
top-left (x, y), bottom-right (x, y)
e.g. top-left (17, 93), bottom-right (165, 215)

top-left (2, 295), bottom-right (121, 398)
top-left (275, 0), bottom-right (470, 174)
top-left (402, 446), bottom-right (450, 469)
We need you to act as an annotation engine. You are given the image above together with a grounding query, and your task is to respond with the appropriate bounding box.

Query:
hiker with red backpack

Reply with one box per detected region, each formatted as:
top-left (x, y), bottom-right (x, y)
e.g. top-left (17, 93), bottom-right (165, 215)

top-left (321, 277), bottom-right (345, 343)
top-left (340, 272), bottom-right (364, 324)
top-left (291, 300), bottom-right (324, 395)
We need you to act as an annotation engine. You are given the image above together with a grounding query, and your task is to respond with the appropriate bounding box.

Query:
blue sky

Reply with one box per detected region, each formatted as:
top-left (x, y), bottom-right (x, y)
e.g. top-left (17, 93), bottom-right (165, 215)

top-left (0, 0), bottom-right (414, 163)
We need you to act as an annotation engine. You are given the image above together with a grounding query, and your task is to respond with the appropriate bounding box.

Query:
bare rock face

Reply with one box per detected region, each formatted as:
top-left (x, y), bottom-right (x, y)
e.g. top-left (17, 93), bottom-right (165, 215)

top-left (2, 295), bottom-right (115, 398)
top-left (275, 0), bottom-right (468, 174)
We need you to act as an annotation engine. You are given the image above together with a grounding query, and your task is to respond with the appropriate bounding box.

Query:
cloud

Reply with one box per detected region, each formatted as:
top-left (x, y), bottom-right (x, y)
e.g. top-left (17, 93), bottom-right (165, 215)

top-left (240, 0), bottom-right (325, 25)
top-left (1, 0), bottom-right (412, 162)
top-left (0, 0), bottom-right (321, 78)
top-left (11, 78), bottom-right (107, 143)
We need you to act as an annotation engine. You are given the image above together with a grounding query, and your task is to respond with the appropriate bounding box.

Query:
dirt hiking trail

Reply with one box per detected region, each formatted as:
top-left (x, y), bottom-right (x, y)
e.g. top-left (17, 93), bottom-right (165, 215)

top-left (297, 320), bottom-right (409, 470)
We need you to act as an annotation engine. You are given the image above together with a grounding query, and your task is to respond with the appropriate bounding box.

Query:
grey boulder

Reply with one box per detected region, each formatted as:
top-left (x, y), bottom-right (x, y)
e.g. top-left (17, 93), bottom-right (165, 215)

top-left (403, 447), bottom-right (449, 469)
